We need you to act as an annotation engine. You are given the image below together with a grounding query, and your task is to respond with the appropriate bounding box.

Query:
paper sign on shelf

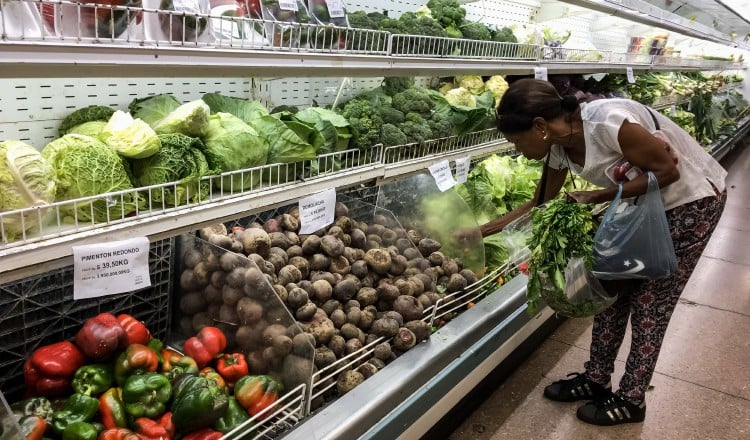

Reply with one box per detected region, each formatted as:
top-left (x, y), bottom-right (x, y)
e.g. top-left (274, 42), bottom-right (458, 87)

top-left (428, 160), bottom-right (457, 192)
top-left (534, 66), bottom-right (548, 81)
top-left (669, 105), bottom-right (677, 117)
top-left (626, 67), bottom-right (636, 83)
top-left (325, 0), bottom-right (345, 18)
top-left (299, 188), bottom-right (337, 234)
top-left (73, 237), bottom-right (151, 300)
top-left (454, 157), bottom-right (471, 184)
top-left (279, 0), bottom-right (298, 11)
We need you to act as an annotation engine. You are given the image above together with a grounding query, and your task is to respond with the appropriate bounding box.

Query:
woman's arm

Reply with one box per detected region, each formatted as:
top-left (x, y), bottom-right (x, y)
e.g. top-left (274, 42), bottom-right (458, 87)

top-left (565, 120), bottom-right (680, 204)
top-left (480, 165), bottom-right (569, 237)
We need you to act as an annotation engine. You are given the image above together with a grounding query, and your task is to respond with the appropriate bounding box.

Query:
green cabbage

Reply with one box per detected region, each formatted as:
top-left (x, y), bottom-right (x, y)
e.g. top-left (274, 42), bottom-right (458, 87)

top-left (294, 107), bottom-right (353, 152)
top-left (0, 140), bottom-right (57, 242)
top-left (68, 121), bottom-right (107, 137)
top-left (100, 111), bottom-right (161, 159)
top-left (153, 99), bottom-right (211, 137)
top-left (201, 112), bottom-right (268, 191)
top-left (249, 115), bottom-right (316, 164)
top-left (128, 94), bottom-right (181, 126)
top-left (131, 134), bottom-right (212, 207)
top-left (58, 105), bottom-right (115, 136)
top-left (42, 134), bottom-right (141, 223)
top-left (202, 93), bottom-right (269, 123)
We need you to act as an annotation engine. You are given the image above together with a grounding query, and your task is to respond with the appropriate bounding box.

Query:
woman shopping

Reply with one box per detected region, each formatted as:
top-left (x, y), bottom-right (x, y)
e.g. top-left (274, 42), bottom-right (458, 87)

top-left (483, 79), bottom-right (727, 426)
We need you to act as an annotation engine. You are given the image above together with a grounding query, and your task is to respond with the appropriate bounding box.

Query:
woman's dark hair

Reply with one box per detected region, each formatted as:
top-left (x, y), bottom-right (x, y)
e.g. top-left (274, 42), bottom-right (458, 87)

top-left (496, 79), bottom-right (580, 134)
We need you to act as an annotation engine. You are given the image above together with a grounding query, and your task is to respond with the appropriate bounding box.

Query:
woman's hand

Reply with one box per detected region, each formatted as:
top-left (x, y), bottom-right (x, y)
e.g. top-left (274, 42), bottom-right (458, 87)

top-left (564, 190), bottom-right (601, 204)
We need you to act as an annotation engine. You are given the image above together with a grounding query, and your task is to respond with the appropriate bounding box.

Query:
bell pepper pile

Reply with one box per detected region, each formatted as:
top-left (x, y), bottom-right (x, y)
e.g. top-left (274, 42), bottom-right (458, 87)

top-left (12, 315), bottom-right (285, 439)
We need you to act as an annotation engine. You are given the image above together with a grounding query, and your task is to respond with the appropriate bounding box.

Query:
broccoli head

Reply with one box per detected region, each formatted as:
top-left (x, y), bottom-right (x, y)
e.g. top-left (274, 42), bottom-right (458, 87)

top-left (399, 113), bottom-right (434, 144)
top-left (460, 22), bottom-right (492, 41)
top-left (341, 98), bottom-right (383, 149)
top-left (347, 11), bottom-right (377, 30)
top-left (427, 0), bottom-right (466, 27)
top-left (428, 112), bottom-right (455, 139)
top-left (381, 124), bottom-right (409, 147)
top-left (491, 26), bottom-right (518, 43)
top-left (382, 77), bottom-right (415, 96)
top-left (392, 88), bottom-right (435, 117)
top-left (379, 106), bottom-right (406, 124)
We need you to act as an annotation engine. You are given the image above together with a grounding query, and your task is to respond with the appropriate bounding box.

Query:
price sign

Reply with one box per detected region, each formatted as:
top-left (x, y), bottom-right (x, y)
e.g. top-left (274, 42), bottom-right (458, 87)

top-left (626, 67), bottom-right (636, 83)
top-left (454, 156), bottom-right (471, 184)
top-left (428, 160), bottom-right (457, 192)
top-left (325, 0), bottom-right (345, 18)
top-left (534, 66), bottom-right (548, 81)
top-left (669, 105), bottom-right (677, 117)
top-left (279, 0), bottom-right (298, 11)
top-left (73, 237), bottom-right (151, 300)
top-left (299, 188), bottom-right (337, 234)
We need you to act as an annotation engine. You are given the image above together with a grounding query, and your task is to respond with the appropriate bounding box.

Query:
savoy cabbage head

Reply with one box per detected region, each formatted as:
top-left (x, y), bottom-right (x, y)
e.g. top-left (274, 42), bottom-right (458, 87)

top-left (100, 111), bottom-right (161, 159)
top-left (42, 134), bottom-right (141, 223)
top-left (0, 140), bottom-right (57, 242)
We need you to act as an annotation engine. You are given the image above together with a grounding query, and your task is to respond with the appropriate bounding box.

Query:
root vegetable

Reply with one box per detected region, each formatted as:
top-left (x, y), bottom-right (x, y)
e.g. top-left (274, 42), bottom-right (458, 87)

top-left (327, 225), bottom-right (345, 241)
top-left (179, 291), bottom-right (206, 315)
top-left (355, 287), bottom-right (378, 307)
top-left (208, 234), bottom-right (233, 250)
top-left (351, 260), bottom-right (369, 279)
top-left (418, 238), bottom-right (442, 256)
top-left (321, 299), bottom-right (341, 317)
top-left (340, 323), bottom-right (359, 340)
top-left (292, 332), bottom-right (316, 358)
top-left (298, 279), bottom-right (314, 296)
top-left (311, 279), bottom-right (333, 302)
top-left (405, 320), bottom-right (430, 342)
top-left (231, 240), bottom-right (244, 253)
top-left (266, 304), bottom-right (291, 324)
top-left (395, 238), bottom-right (412, 254)
top-left (335, 202), bottom-right (349, 218)
top-left (365, 333), bottom-right (379, 345)
top-left (279, 213), bottom-right (300, 232)
top-left (344, 300), bottom-right (361, 312)
top-left (346, 307), bottom-right (362, 326)
top-left (460, 269), bottom-right (478, 285)
top-left (301, 234), bottom-right (321, 255)
top-left (309, 254), bottom-right (331, 271)
top-left (345, 338), bottom-right (363, 355)
top-left (329, 256), bottom-right (351, 275)
top-left (236, 297), bottom-right (263, 325)
top-left (328, 335), bottom-right (346, 357)
top-left (222, 285), bottom-right (244, 306)
top-left (273, 284), bottom-right (288, 303)
top-left (389, 255), bottom-right (407, 276)
top-left (289, 256), bottom-right (310, 279)
top-left (199, 223), bottom-right (228, 240)
top-left (358, 308), bottom-right (376, 331)
top-left (235, 325), bottom-right (262, 352)
top-left (373, 342), bottom-right (392, 361)
top-left (283, 354), bottom-right (314, 391)
top-left (330, 309), bottom-right (347, 328)
top-left (204, 284), bottom-right (222, 303)
top-left (416, 294), bottom-right (432, 309)
top-left (393, 327), bottom-right (416, 351)
top-left (191, 314), bottom-right (210, 332)
top-left (384, 311), bottom-right (404, 326)
top-left (240, 229), bottom-right (271, 258)
top-left (333, 279), bottom-right (359, 302)
top-left (247, 350), bottom-right (268, 374)
top-left (414, 273), bottom-right (435, 292)
top-left (268, 254), bottom-right (286, 274)
top-left (183, 249), bottom-right (202, 269)
top-left (393, 295), bottom-right (424, 321)
top-left (368, 357), bottom-right (386, 370)
top-left (364, 248), bottom-right (391, 275)
top-left (262, 324), bottom-right (287, 346)
top-left (446, 273), bottom-right (468, 293)
top-left (278, 265), bottom-right (303, 286)
top-left (263, 218), bottom-right (281, 233)
top-left (356, 362), bottom-right (378, 379)
top-left (296, 302), bottom-right (317, 321)
top-left (381, 229), bottom-right (397, 246)
top-left (334, 216), bottom-right (354, 234)
top-left (365, 240), bottom-right (381, 251)
top-left (219, 303), bottom-right (239, 323)
top-left (336, 369), bottom-right (364, 395)
top-left (376, 280), bottom-right (400, 302)
top-left (428, 251), bottom-right (444, 266)
top-left (402, 247), bottom-right (421, 260)
top-left (395, 279), bottom-right (415, 297)
top-left (269, 232), bottom-right (291, 249)
top-left (180, 269), bottom-right (200, 291)
top-left (210, 270), bottom-right (226, 289)
top-left (287, 245), bottom-right (303, 258)
top-left (350, 229), bottom-right (366, 249)
top-left (287, 287), bottom-right (309, 310)
top-left (226, 266), bottom-right (247, 288)
top-left (309, 317), bottom-right (336, 345)
top-left (370, 318), bottom-right (399, 338)
top-left (315, 347), bottom-right (337, 369)
top-left (272, 335), bottom-right (293, 357)
top-left (263, 345), bottom-right (282, 371)
top-left (320, 235), bottom-right (345, 258)
top-left (442, 259), bottom-right (459, 276)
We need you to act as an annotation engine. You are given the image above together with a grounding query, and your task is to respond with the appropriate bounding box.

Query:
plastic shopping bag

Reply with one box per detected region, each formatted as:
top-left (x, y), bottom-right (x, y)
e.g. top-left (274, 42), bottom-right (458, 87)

top-left (592, 172), bottom-right (677, 280)
top-left (539, 257), bottom-right (617, 318)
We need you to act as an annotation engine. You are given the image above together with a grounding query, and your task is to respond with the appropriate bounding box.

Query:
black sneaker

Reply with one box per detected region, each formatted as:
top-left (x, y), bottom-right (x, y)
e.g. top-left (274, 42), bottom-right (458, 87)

top-left (576, 394), bottom-right (646, 426)
top-left (543, 372), bottom-right (612, 402)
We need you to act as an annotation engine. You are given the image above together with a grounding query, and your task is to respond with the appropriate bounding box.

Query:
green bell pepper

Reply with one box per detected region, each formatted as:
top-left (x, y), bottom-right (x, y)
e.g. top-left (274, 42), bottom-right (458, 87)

top-left (72, 364), bottom-right (114, 396)
top-left (51, 393), bottom-right (100, 435)
top-left (62, 421), bottom-right (98, 440)
top-left (213, 396), bottom-right (251, 434)
top-left (122, 372), bottom-right (172, 419)
top-left (11, 396), bottom-right (54, 423)
top-left (171, 374), bottom-right (228, 433)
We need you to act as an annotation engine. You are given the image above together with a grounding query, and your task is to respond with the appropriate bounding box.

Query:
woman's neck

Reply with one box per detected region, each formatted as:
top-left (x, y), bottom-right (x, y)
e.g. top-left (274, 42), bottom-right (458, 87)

top-left (549, 113), bottom-right (586, 166)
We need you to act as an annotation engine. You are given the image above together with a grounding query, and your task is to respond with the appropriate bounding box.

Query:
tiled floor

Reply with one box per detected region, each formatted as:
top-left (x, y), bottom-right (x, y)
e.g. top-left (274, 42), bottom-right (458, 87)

top-left (449, 144), bottom-right (750, 440)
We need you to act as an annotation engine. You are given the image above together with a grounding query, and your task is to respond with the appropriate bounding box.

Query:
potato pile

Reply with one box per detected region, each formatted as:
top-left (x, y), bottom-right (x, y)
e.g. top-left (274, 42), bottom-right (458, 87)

top-left (178, 202), bottom-right (478, 399)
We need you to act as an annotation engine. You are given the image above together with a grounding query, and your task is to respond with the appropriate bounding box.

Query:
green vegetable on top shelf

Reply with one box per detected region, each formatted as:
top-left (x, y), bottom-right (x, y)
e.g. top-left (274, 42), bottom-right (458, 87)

top-left (0, 140), bottom-right (57, 242)
top-left (459, 22), bottom-right (492, 41)
top-left (382, 77), bottom-right (415, 97)
top-left (59, 105), bottom-right (116, 136)
top-left (427, 0), bottom-right (466, 28)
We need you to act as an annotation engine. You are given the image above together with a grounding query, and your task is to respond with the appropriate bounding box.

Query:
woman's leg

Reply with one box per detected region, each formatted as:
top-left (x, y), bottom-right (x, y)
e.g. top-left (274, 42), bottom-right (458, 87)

top-left (584, 288), bottom-right (632, 386)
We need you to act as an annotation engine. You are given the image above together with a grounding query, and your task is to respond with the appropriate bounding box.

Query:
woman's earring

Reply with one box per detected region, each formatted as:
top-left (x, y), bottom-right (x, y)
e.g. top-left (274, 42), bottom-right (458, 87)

top-left (542, 132), bottom-right (549, 141)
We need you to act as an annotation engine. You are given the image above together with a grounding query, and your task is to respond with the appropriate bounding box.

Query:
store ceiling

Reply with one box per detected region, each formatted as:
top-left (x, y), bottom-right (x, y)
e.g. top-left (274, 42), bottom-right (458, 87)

top-left (642, 0), bottom-right (750, 40)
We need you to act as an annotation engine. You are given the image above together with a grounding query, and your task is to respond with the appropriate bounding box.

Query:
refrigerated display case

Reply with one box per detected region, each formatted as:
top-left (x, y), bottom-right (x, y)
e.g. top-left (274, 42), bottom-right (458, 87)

top-left (0, 1), bottom-right (747, 439)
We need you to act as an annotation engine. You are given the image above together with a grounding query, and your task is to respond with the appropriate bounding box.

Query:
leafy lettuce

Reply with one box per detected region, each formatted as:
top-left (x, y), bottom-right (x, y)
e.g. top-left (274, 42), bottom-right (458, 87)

top-left (249, 115), bottom-right (316, 164)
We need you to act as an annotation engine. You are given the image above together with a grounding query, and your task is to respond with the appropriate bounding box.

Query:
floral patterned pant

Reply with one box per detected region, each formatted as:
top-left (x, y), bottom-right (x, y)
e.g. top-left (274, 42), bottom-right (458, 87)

top-left (584, 191), bottom-right (727, 405)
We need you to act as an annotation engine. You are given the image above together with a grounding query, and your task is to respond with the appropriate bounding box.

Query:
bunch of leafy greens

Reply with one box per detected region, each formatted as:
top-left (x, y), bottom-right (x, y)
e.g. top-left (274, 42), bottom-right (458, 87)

top-left (201, 93), bottom-right (269, 123)
top-left (201, 112), bottom-right (268, 191)
top-left (130, 134), bottom-right (212, 207)
top-left (482, 218), bottom-right (532, 270)
top-left (100, 111), bottom-right (161, 159)
top-left (152, 100), bottom-right (211, 138)
top-left (0, 140), bottom-right (57, 242)
top-left (294, 107), bottom-right (352, 153)
top-left (42, 134), bottom-right (141, 223)
top-left (526, 199), bottom-right (596, 316)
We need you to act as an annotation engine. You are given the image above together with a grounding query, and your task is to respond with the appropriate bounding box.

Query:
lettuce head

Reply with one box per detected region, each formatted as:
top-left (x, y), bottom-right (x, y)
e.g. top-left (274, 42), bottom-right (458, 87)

top-left (100, 111), bottom-right (161, 159)
top-left (128, 94), bottom-right (181, 126)
top-left (201, 112), bottom-right (268, 191)
top-left (0, 140), bottom-right (57, 242)
top-left (153, 99), bottom-right (211, 138)
top-left (42, 134), bottom-right (141, 223)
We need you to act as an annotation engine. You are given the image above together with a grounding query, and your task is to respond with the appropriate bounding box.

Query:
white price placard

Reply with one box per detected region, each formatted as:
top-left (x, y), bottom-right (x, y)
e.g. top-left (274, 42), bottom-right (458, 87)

top-left (626, 67), bottom-right (636, 84)
top-left (534, 66), bottom-right (548, 81)
top-left (279, 0), bottom-right (298, 11)
top-left (324, 0), bottom-right (345, 18)
top-left (73, 237), bottom-right (151, 300)
top-left (454, 157), bottom-right (471, 184)
top-left (428, 160), bottom-right (457, 192)
top-left (669, 105), bottom-right (677, 117)
top-left (299, 188), bottom-right (337, 234)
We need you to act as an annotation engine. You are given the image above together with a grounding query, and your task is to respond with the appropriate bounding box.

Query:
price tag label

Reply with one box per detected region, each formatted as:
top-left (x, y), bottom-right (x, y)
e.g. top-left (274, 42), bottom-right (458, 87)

top-left (172, 0), bottom-right (200, 13)
top-left (325, 0), bottom-right (345, 18)
top-left (299, 188), bottom-right (337, 234)
top-left (428, 160), bottom-right (457, 192)
top-left (73, 237), bottom-right (151, 300)
top-left (454, 157), bottom-right (471, 184)
top-left (534, 66), bottom-right (548, 81)
top-left (279, 0), bottom-right (298, 11)
top-left (626, 67), bottom-right (636, 83)
top-left (669, 105), bottom-right (677, 117)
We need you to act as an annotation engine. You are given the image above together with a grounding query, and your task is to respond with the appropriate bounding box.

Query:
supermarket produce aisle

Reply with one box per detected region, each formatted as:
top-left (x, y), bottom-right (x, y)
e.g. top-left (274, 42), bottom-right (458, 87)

top-left (446, 143), bottom-right (750, 440)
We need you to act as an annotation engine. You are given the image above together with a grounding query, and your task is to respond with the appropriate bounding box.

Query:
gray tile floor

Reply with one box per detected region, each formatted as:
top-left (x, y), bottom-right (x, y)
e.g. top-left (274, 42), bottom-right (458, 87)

top-left (449, 143), bottom-right (750, 440)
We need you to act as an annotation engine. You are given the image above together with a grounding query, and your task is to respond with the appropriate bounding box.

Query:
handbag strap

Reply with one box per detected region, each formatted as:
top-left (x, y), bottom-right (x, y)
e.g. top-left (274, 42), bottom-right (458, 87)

top-left (536, 151), bottom-right (553, 207)
top-left (645, 106), bottom-right (660, 131)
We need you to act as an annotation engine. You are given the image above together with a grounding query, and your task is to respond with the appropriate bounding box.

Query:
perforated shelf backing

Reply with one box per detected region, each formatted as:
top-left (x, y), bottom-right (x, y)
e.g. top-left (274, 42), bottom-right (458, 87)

top-left (0, 238), bottom-right (174, 402)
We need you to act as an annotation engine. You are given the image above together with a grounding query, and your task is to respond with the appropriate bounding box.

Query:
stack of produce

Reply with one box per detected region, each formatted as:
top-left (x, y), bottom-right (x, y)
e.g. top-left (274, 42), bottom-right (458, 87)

top-left (12, 313), bottom-right (280, 439)
top-left (179, 201), bottom-right (479, 404)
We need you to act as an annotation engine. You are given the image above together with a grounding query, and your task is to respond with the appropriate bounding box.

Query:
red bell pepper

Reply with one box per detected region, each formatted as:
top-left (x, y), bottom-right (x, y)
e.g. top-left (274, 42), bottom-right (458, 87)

top-left (18, 415), bottom-right (47, 440)
top-left (99, 387), bottom-right (128, 429)
top-left (114, 343), bottom-right (159, 385)
top-left (24, 341), bottom-right (86, 397)
top-left (160, 348), bottom-right (199, 384)
top-left (215, 353), bottom-right (248, 388)
top-left (181, 428), bottom-right (223, 440)
top-left (234, 375), bottom-right (283, 419)
top-left (75, 312), bottom-right (129, 361)
top-left (183, 327), bottom-right (226, 369)
top-left (98, 428), bottom-right (142, 440)
top-left (133, 412), bottom-right (174, 440)
top-left (200, 367), bottom-right (226, 389)
top-left (117, 314), bottom-right (152, 346)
